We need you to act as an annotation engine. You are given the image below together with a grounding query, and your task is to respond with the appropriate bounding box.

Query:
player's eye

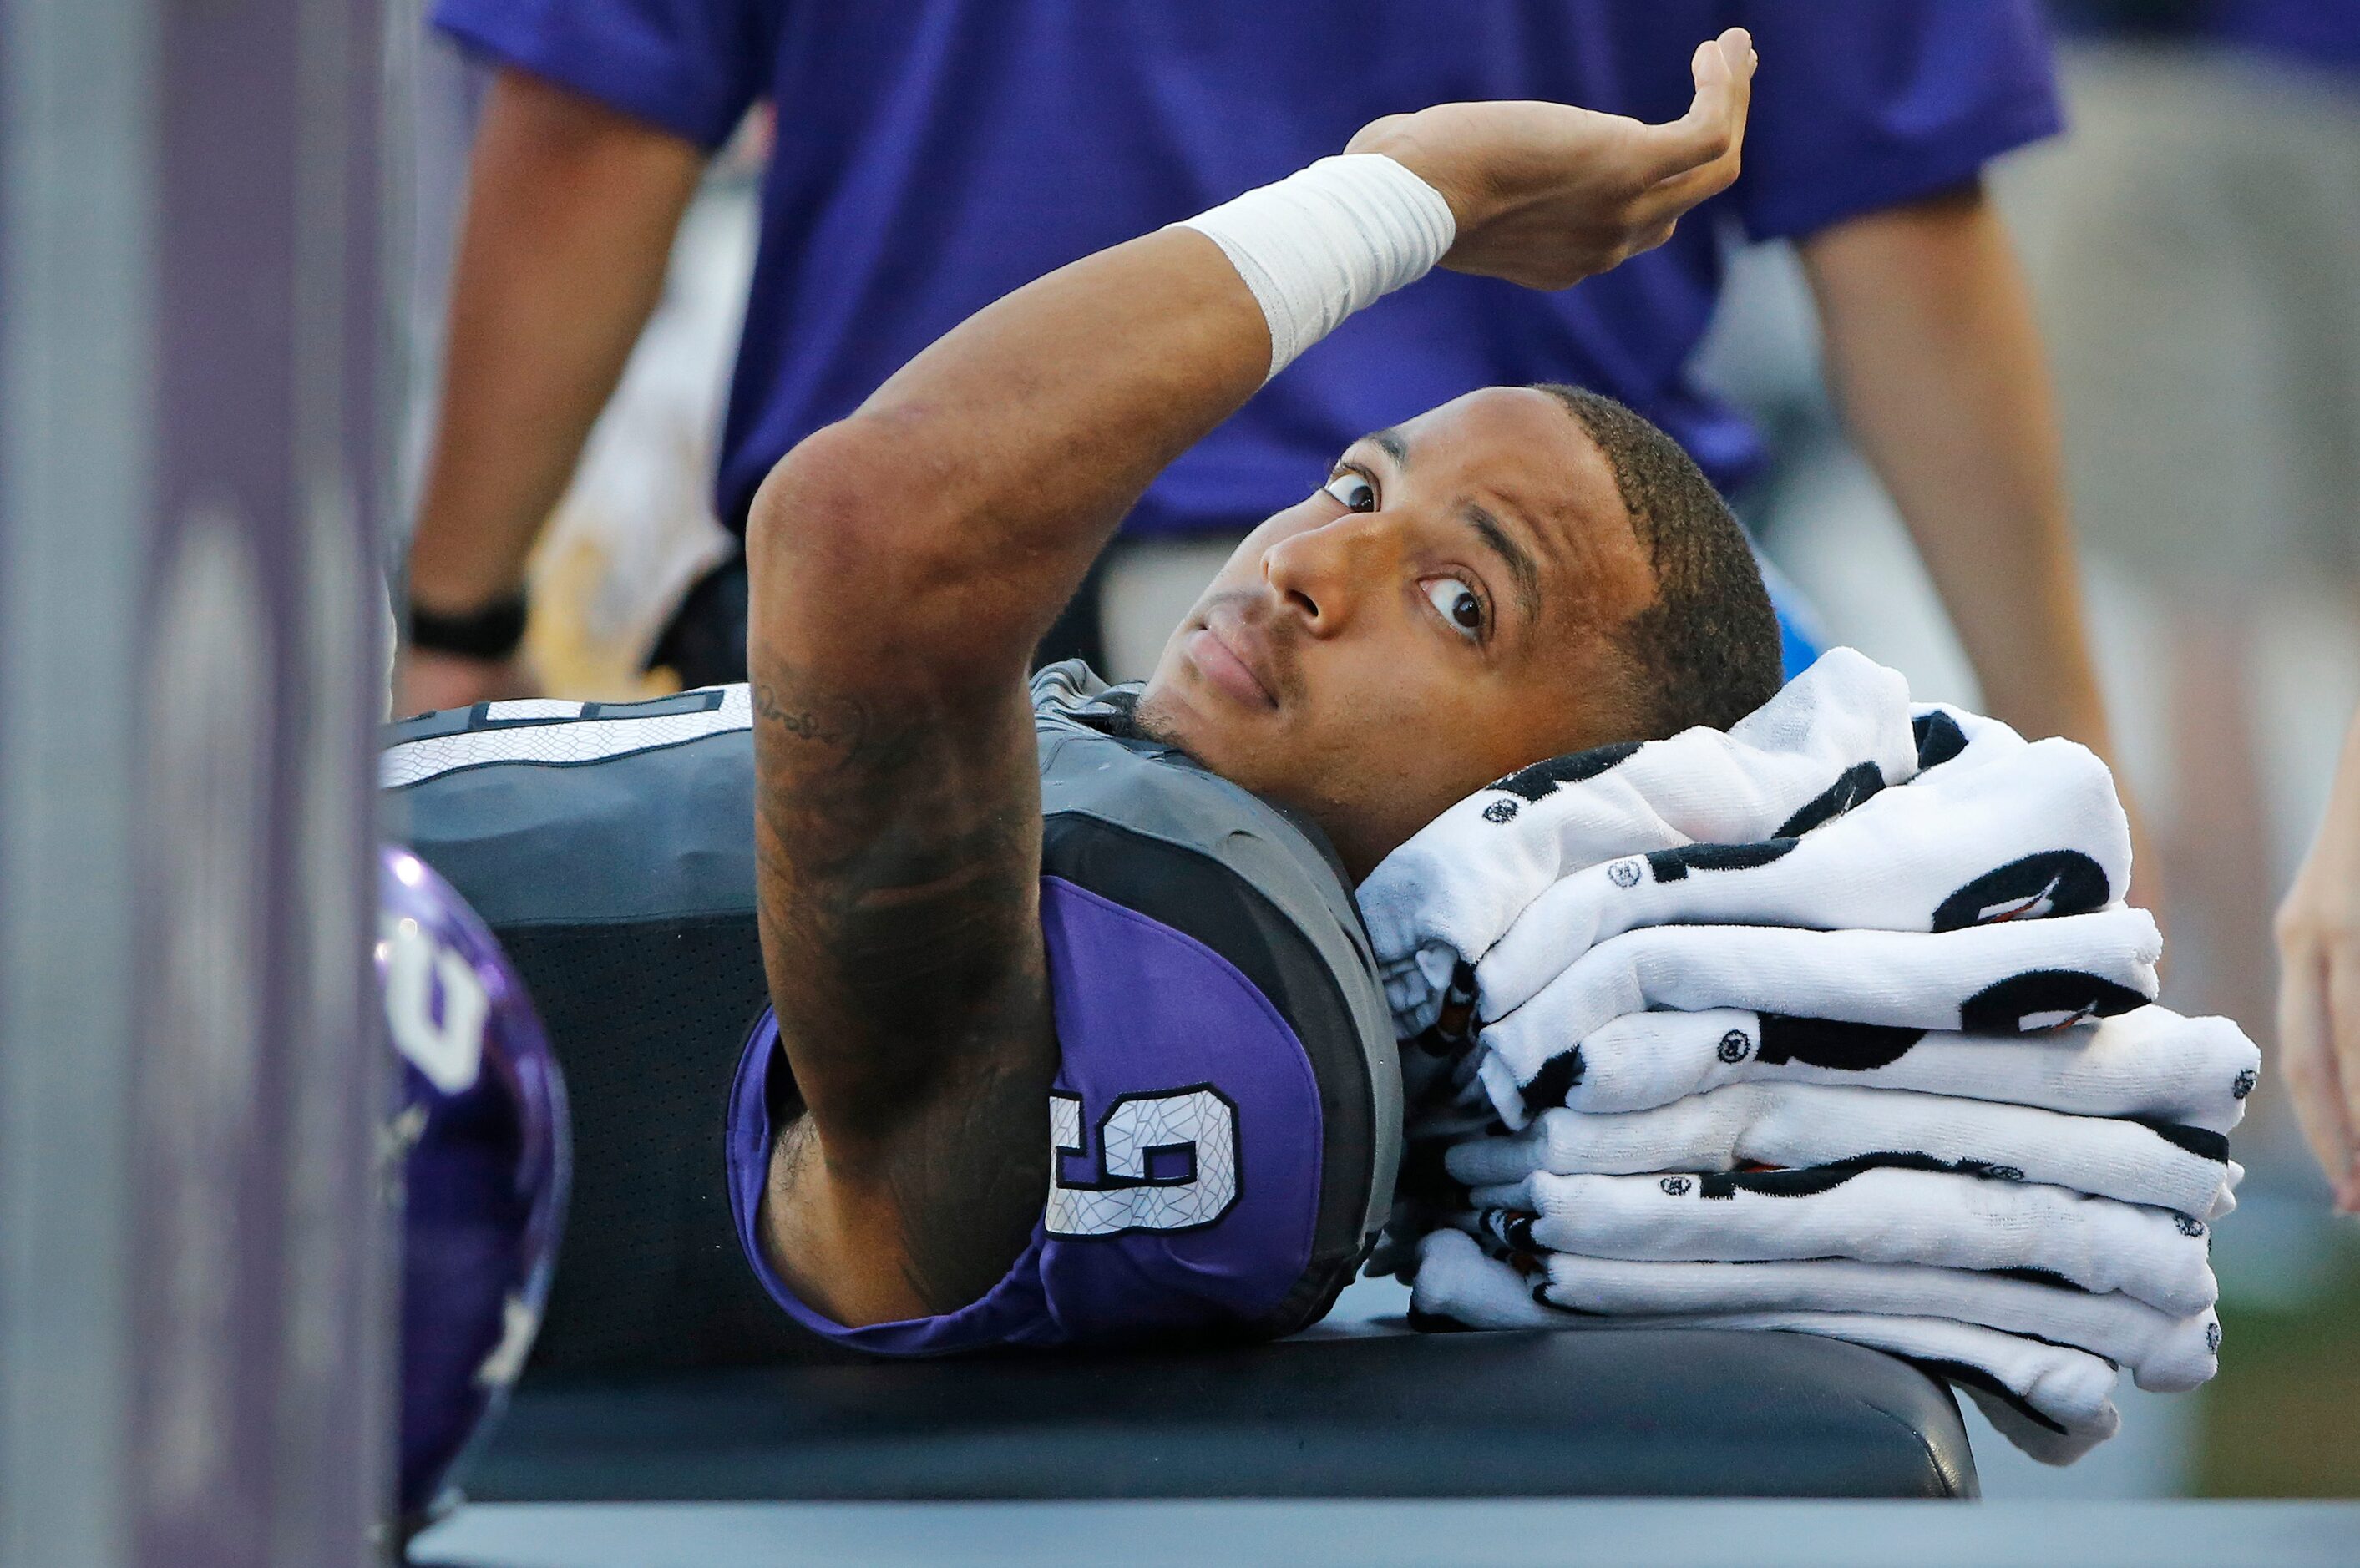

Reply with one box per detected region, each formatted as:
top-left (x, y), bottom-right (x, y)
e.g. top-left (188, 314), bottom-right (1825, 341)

top-left (1323, 471), bottom-right (1377, 513)
top-left (1423, 576), bottom-right (1486, 642)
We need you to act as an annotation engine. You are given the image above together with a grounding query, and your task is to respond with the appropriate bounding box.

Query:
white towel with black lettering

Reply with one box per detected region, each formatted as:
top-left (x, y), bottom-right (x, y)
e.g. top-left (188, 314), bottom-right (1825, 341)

top-left (1473, 729), bottom-right (2130, 1022)
top-left (1477, 908), bottom-right (2162, 1128)
top-left (1465, 1162), bottom-right (2216, 1316)
top-left (1532, 1252), bottom-right (2219, 1393)
top-left (1532, 1004), bottom-right (2258, 1131)
top-left (1412, 1228), bottom-right (2121, 1464)
top-left (1446, 1081), bottom-right (2236, 1220)
top-left (1358, 647), bottom-right (1922, 1035)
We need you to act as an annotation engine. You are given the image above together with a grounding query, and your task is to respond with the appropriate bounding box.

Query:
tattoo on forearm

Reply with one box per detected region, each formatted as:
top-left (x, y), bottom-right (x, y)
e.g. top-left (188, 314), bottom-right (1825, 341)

top-left (753, 678), bottom-right (866, 762)
top-left (751, 650), bottom-right (1056, 1313)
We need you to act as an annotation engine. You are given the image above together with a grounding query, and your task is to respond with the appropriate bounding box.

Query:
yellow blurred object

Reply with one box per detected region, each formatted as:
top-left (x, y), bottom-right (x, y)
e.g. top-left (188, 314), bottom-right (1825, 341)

top-left (514, 173), bottom-right (758, 704)
top-left (524, 533), bottom-right (682, 702)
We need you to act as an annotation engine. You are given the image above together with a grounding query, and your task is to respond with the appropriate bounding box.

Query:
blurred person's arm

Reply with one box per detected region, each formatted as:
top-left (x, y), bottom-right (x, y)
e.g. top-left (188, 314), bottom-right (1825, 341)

top-left (1800, 182), bottom-right (2157, 909)
top-left (400, 67), bottom-right (706, 714)
top-left (2276, 701), bottom-right (2360, 1211)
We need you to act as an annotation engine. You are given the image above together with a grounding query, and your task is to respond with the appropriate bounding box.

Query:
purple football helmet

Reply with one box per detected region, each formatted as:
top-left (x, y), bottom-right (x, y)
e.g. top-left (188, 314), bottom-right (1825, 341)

top-left (378, 845), bottom-right (570, 1522)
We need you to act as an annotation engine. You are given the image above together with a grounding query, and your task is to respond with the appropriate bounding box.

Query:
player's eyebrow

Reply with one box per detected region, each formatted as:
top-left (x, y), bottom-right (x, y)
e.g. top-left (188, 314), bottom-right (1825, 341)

top-left (1464, 502), bottom-right (1542, 622)
top-left (1361, 427), bottom-right (1411, 470)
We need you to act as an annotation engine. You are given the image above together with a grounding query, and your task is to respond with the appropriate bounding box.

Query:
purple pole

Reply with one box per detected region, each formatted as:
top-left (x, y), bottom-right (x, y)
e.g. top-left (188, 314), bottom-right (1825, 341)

top-left (0, 0), bottom-right (392, 1560)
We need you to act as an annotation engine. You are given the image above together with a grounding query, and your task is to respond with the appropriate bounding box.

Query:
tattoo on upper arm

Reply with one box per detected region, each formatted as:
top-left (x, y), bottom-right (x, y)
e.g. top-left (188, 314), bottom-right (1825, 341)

top-left (750, 653), bottom-right (1056, 1313)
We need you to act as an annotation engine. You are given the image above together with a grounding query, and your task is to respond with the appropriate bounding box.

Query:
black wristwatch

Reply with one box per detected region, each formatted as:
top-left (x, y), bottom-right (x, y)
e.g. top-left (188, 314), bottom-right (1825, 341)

top-left (408, 590), bottom-right (529, 661)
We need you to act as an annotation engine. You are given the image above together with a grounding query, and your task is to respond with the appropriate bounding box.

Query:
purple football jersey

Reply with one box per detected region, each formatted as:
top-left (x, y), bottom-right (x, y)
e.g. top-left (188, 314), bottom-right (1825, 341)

top-left (726, 876), bottom-right (1326, 1352)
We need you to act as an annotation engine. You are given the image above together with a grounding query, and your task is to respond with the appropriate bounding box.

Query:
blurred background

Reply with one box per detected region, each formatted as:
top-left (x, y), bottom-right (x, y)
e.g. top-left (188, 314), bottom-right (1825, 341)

top-left (387, 0), bottom-right (2356, 1505)
top-left (1710, 0), bottom-right (2360, 1497)
top-left (15, 3), bottom-right (2360, 1560)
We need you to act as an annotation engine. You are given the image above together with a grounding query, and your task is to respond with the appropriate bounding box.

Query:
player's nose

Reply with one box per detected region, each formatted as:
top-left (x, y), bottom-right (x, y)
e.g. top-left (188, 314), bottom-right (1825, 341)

top-left (1261, 512), bottom-right (1391, 639)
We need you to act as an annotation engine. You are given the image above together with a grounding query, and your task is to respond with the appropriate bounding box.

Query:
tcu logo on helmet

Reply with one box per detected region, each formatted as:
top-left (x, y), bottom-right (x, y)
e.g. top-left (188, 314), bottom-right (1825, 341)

top-left (379, 913), bottom-right (489, 1094)
top-left (1046, 1085), bottom-right (1240, 1237)
top-left (377, 845), bottom-right (568, 1522)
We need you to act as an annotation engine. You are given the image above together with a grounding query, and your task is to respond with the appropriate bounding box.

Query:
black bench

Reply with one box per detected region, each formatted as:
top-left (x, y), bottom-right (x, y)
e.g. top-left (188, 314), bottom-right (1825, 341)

top-left (466, 1319), bottom-right (1976, 1502)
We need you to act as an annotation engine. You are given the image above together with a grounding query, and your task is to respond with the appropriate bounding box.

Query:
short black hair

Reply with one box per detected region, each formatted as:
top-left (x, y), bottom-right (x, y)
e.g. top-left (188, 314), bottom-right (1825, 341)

top-left (1529, 382), bottom-right (1782, 736)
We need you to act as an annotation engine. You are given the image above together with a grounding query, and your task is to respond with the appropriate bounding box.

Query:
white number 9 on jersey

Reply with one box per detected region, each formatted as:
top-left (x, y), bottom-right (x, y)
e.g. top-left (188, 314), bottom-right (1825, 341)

top-left (379, 915), bottom-right (489, 1094)
top-left (1045, 1085), bottom-right (1240, 1237)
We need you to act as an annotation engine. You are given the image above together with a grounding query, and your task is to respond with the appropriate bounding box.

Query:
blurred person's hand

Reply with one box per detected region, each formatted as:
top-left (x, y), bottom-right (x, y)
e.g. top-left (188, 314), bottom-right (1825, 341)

top-left (2276, 701), bottom-right (2360, 1211)
top-left (396, 646), bottom-right (539, 718)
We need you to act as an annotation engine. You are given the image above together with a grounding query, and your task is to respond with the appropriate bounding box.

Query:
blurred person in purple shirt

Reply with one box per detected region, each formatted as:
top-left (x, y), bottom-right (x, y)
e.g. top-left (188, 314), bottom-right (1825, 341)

top-left (2056, 0), bottom-right (2360, 77)
top-left (399, 0), bottom-right (2137, 894)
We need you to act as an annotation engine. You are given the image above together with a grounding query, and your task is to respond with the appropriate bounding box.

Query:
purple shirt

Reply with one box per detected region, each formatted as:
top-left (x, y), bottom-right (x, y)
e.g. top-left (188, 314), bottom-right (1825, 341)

top-left (2215, 0), bottom-right (2360, 77)
top-left (725, 877), bottom-right (1328, 1352)
top-left (435, 0), bottom-right (2062, 534)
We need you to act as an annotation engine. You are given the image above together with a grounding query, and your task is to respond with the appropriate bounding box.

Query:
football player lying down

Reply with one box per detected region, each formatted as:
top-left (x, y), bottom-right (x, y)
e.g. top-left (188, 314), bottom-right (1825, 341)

top-left (742, 31), bottom-right (1780, 1348)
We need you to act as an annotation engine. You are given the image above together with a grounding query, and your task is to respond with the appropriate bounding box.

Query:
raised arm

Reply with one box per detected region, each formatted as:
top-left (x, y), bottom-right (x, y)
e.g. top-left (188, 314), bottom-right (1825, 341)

top-left (747, 36), bottom-right (1758, 1325)
top-left (400, 68), bottom-right (706, 715)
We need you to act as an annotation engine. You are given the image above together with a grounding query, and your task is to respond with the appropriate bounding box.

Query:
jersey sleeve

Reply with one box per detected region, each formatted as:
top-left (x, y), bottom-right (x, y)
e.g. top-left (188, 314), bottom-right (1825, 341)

top-left (433, 0), bottom-right (779, 149)
top-left (725, 877), bottom-right (1332, 1354)
top-left (1730, 0), bottom-right (2064, 240)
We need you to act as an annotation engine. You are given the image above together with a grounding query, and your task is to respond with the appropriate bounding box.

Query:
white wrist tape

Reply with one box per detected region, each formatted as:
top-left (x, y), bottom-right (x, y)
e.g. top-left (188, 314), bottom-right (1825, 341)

top-left (1176, 154), bottom-right (1457, 381)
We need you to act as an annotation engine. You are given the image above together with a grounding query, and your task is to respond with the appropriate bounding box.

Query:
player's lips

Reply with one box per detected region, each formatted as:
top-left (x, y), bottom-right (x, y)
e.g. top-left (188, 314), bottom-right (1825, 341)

top-left (1187, 615), bottom-right (1279, 711)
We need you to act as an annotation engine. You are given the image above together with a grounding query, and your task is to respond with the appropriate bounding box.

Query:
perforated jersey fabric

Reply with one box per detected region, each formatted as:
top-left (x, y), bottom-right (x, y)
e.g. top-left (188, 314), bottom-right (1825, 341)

top-left (725, 875), bottom-right (1327, 1354)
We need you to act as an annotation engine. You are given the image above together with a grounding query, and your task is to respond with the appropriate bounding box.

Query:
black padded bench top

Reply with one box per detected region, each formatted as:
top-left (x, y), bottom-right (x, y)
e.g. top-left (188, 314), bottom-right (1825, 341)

top-left (467, 1326), bottom-right (1975, 1502)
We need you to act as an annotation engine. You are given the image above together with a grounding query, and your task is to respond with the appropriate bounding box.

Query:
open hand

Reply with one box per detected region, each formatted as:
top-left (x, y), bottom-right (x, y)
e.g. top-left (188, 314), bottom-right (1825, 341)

top-left (1345, 28), bottom-right (1755, 291)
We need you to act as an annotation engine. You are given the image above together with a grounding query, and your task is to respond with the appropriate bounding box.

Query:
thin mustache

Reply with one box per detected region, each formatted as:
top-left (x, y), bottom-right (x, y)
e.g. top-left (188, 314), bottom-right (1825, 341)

top-left (1198, 588), bottom-right (1299, 705)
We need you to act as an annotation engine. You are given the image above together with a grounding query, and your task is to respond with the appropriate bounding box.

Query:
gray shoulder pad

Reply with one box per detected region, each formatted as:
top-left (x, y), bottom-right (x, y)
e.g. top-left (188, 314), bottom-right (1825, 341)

top-left (382, 687), bottom-right (757, 928)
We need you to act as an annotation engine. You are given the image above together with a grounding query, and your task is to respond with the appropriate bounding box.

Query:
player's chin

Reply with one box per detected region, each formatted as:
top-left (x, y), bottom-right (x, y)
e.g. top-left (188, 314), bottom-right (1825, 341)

top-left (1136, 680), bottom-right (1272, 778)
top-left (1137, 679), bottom-right (1217, 752)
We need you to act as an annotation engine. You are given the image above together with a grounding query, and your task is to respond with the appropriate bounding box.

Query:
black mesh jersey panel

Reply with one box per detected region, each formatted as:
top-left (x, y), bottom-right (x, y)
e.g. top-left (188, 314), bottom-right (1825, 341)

top-left (500, 913), bottom-right (850, 1372)
top-left (388, 690), bottom-right (849, 1373)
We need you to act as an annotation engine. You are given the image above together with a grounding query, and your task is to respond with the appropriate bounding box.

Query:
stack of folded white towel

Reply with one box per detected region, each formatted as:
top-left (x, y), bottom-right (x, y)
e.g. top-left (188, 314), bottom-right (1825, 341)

top-left (1357, 649), bottom-right (2260, 1464)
